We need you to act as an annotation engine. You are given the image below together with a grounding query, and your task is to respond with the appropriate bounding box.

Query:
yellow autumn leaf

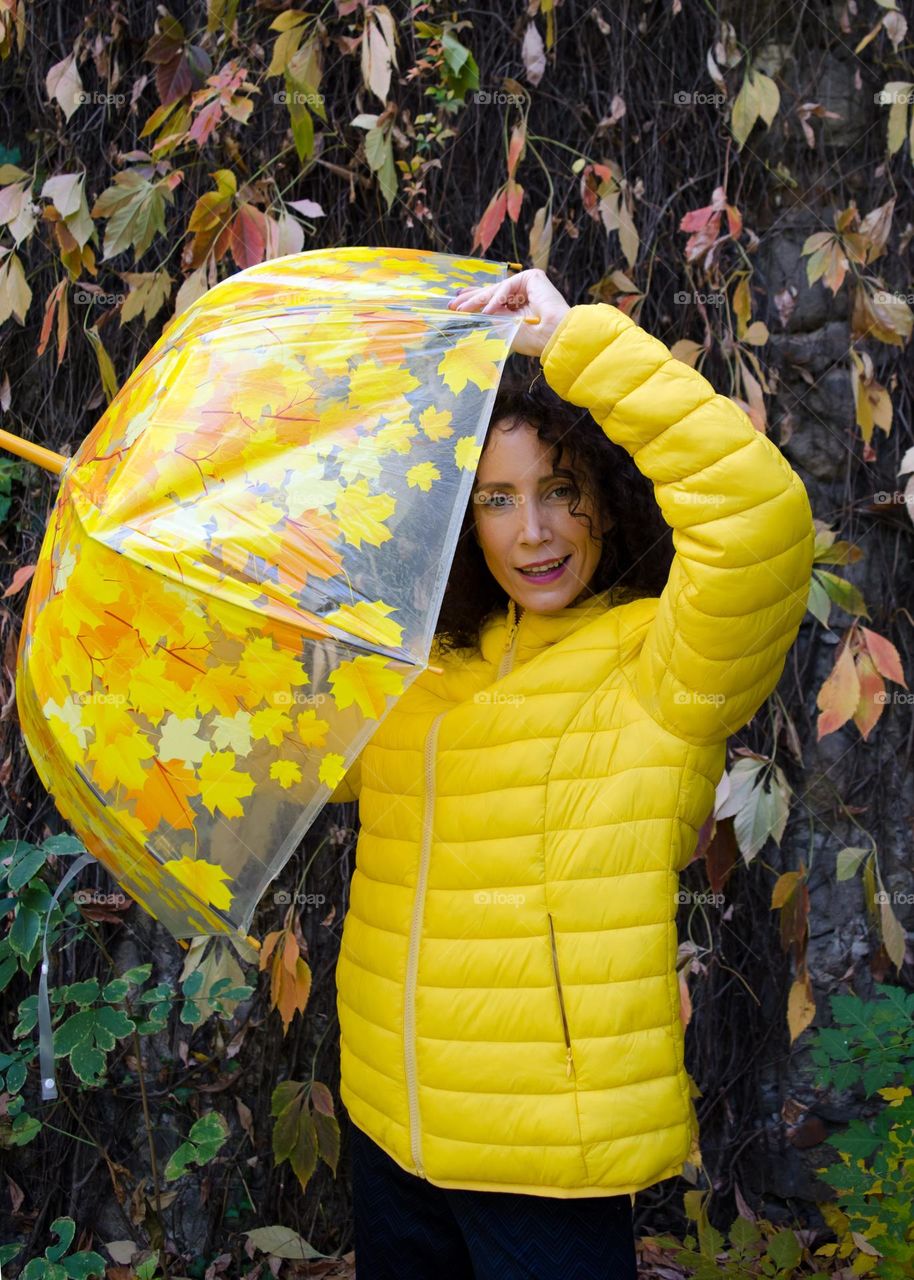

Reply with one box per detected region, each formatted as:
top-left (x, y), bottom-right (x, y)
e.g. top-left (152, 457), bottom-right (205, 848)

top-left (374, 416), bottom-right (418, 455)
top-left (327, 654), bottom-right (405, 718)
top-left (197, 750), bottom-right (256, 819)
top-left (87, 712), bottom-right (156, 792)
top-left (877, 1085), bottom-right (911, 1106)
top-left (270, 759), bottom-right (303, 788)
top-left (454, 435), bottom-right (483, 472)
top-left (437, 329), bottom-right (507, 393)
top-left (787, 972), bottom-right (816, 1043)
top-left (250, 706), bottom-right (294, 746)
top-left (163, 855), bottom-right (235, 910)
top-left (295, 708), bottom-right (330, 747)
top-left (347, 356), bottom-right (420, 408)
top-left (419, 405), bottom-right (453, 440)
top-left (334, 478), bottom-right (396, 548)
top-left (237, 635), bottom-right (310, 691)
top-left (406, 461), bottom-right (440, 492)
top-left (324, 599), bottom-right (404, 648)
top-left (318, 752), bottom-right (347, 789)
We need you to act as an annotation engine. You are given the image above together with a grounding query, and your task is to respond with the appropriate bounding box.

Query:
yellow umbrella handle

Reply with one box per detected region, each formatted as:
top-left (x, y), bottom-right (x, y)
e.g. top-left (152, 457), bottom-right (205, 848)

top-left (0, 427), bottom-right (68, 474)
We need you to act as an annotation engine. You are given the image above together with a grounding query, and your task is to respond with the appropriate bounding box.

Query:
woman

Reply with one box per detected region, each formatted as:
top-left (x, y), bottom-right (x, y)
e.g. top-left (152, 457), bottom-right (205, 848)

top-left (329, 269), bottom-right (815, 1278)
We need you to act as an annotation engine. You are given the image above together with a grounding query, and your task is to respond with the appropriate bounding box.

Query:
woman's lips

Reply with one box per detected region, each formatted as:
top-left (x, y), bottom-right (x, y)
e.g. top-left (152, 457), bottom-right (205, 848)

top-left (516, 554), bottom-right (571, 583)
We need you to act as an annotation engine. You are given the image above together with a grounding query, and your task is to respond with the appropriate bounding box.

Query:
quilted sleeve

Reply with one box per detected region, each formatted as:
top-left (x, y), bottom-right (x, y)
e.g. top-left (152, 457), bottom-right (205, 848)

top-left (328, 753), bottom-right (363, 805)
top-left (540, 302), bottom-right (815, 745)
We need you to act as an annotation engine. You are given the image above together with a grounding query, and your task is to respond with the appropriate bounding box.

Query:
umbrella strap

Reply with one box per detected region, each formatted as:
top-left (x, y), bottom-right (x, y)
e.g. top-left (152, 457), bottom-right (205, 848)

top-left (39, 852), bottom-right (94, 1101)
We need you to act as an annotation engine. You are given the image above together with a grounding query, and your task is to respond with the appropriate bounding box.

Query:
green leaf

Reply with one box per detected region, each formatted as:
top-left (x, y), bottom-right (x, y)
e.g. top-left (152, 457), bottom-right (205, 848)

top-left (9, 906), bottom-right (40, 958)
top-left (45, 1216), bottom-right (75, 1263)
top-left (62, 1251), bottom-right (107, 1278)
top-left (766, 1228), bottom-right (802, 1270)
top-left (836, 846), bottom-right (870, 881)
top-left (41, 834), bottom-right (86, 855)
top-left (807, 575), bottom-right (831, 626)
top-left (62, 979), bottom-right (100, 1006)
top-left (54, 1009), bottom-right (96, 1055)
top-left (8, 846), bottom-right (47, 892)
top-left (69, 1039), bottom-right (106, 1085)
top-left (817, 569), bottom-right (869, 618)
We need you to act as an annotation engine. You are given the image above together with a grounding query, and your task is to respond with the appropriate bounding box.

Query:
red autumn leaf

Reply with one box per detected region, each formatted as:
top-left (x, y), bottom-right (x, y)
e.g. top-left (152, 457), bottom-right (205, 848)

top-left (506, 178), bottom-right (524, 223)
top-left (507, 123), bottom-right (526, 179)
top-left (816, 642), bottom-right (861, 739)
top-left (861, 626), bottom-right (906, 687)
top-left (853, 650), bottom-right (885, 741)
top-left (229, 203), bottom-right (268, 269)
top-left (679, 203), bottom-right (717, 232)
top-left (3, 564), bottom-right (36, 597)
top-left (471, 187), bottom-right (508, 253)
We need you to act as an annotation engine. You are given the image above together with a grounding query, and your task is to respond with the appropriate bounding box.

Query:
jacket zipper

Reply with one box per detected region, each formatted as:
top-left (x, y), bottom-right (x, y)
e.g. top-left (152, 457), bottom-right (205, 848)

top-left (404, 708), bottom-right (446, 1177)
top-left (496, 597), bottom-right (524, 680)
top-left (547, 911), bottom-right (575, 1079)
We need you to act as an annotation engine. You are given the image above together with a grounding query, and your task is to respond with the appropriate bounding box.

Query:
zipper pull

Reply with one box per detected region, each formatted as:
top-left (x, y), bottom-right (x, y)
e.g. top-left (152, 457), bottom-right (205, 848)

top-left (503, 600), bottom-right (523, 651)
top-left (566, 1045), bottom-right (574, 1078)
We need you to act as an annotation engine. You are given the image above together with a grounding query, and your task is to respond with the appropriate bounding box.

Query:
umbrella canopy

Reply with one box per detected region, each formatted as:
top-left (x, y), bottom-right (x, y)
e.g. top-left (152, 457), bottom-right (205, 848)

top-left (15, 247), bottom-right (526, 952)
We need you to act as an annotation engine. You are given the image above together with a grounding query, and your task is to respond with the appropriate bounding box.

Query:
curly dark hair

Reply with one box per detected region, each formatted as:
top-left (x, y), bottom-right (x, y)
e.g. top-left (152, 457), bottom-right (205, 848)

top-left (434, 358), bottom-right (674, 657)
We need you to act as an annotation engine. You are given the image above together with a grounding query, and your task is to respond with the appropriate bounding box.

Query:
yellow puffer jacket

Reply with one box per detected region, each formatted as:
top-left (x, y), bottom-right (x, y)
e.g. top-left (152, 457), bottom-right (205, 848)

top-left (329, 302), bottom-right (815, 1198)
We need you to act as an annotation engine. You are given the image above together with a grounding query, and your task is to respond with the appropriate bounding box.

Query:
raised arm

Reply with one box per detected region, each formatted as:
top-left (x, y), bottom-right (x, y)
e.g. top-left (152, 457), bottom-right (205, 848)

top-left (540, 303), bottom-right (815, 745)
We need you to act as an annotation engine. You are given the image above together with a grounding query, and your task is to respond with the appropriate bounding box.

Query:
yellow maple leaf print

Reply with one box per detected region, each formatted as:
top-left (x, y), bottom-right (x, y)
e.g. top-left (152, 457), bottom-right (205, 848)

top-left (318, 752), bottom-right (347, 789)
top-left (197, 750), bottom-right (256, 819)
top-left (334, 479), bottom-right (396, 549)
top-left (454, 435), bottom-right (483, 471)
top-left (295, 708), bottom-right (330, 747)
top-left (270, 760), bottom-right (302, 789)
top-left (250, 706), bottom-right (294, 747)
top-left (347, 357), bottom-right (420, 409)
top-left (324, 599), bottom-right (405, 648)
top-left (327, 654), bottom-right (406, 719)
top-left (419, 406), bottom-right (453, 441)
top-left (437, 330), bottom-right (507, 393)
top-left (163, 855), bottom-right (235, 910)
top-left (406, 461), bottom-right (440, 492)
top-left (237, 635), bottom-right (310, 692)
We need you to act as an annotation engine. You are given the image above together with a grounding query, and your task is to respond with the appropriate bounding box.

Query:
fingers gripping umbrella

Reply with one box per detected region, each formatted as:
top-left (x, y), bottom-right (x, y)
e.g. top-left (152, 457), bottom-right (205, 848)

top-left (4, 246), bottom-right (529, 1098)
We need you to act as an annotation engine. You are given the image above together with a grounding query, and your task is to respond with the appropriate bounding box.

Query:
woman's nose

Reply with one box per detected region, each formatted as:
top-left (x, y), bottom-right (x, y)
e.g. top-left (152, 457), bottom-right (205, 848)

top-left (517, 495), bottom-right (551, 543)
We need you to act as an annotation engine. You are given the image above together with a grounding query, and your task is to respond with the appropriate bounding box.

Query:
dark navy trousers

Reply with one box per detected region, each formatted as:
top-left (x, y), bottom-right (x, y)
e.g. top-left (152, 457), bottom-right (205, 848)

top-left (349, 1123), bottom-right (638, 1279)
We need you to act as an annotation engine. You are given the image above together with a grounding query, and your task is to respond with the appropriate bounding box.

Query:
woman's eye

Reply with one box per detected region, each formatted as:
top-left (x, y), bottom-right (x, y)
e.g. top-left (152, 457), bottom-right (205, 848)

top-left (549, 484), bottom-right (576, 501)
top-left (479, 492), bottom-right (514, 507)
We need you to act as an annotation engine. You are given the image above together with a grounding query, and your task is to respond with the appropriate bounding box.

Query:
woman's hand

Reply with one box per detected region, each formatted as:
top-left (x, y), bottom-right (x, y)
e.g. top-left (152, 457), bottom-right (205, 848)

top-left (447, 268), bottom-right (571, 358)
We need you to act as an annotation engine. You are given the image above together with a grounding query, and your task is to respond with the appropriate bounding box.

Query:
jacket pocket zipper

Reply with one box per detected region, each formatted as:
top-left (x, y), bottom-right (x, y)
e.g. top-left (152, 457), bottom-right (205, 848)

top-left (547, 911), bottom-right (575, 1079)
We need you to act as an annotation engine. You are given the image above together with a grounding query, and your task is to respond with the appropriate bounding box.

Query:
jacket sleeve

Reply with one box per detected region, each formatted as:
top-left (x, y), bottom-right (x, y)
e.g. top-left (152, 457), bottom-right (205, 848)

top-left (328, 753), bottom-right (363, 805)
top-left (539, 303), bottom-right (815, 745)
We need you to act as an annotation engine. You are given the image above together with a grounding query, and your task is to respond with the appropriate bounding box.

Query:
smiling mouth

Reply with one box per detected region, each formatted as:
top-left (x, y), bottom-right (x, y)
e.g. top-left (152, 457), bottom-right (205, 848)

top-left (517, 554), bottom-right (571, 579)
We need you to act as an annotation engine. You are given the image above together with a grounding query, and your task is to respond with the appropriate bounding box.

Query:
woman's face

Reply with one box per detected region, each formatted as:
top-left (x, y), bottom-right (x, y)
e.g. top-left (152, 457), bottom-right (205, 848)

top-left (471, 419), bottom-right (609, 613)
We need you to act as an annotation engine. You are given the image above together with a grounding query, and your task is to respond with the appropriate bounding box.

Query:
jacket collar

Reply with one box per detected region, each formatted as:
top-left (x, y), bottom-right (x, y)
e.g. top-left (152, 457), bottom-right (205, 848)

top-left (480, 587), bottom-right (616, 670)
